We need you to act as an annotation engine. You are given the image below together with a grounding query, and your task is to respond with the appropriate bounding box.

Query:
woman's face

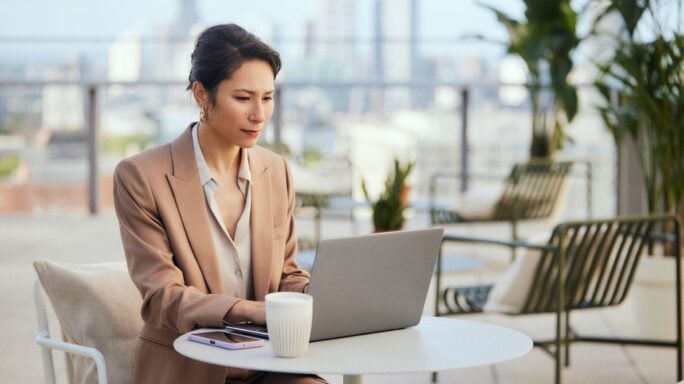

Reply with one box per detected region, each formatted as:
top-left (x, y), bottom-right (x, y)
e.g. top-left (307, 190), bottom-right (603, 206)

top-left (204, 60), bottom-right (275, 148)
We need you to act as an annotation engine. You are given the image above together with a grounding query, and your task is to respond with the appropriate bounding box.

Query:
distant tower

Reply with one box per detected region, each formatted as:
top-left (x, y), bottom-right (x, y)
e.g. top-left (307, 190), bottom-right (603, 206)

top-left (177, 0), bottom-right (200, 35)
top-left (42, 58), bottom-right (86, 131)
top-left (376, 0), bottom-right (419, 108)
top-left (409, 0), bottom-right (420, 82)
top-left (154, 0), bottom-right (199, 79)
top-left (303, 21), bottom-right (317, 57)
top-left (373, 0), bottom-right (384, 81)
top-left (371, 0), bottom-right (386, 113)
top-left (316, 0), bottom-right (357, 62)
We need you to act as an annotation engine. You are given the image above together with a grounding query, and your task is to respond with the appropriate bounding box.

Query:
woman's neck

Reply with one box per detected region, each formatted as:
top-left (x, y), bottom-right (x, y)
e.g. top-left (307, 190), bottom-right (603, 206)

top-left (197, 122), bottom-right (241, 178)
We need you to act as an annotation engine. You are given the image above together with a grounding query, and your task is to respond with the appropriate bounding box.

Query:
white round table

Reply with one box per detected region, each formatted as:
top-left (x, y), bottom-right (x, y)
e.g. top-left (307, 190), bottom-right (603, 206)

top-left (175, 316), bottom-right (533, 384)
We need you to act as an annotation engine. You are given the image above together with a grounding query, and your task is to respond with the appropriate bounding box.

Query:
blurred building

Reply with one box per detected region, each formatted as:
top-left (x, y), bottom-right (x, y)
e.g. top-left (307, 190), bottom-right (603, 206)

top-left (315, 0), bottom-right (357, 63)
top-left (108, 33), bottom-right (142, 82)
top-left (42, 59), bottom-right (85, 131)
top-left (152, 0), bottom-right (199, 80)
top-left (457, 54), bottom-right (486, 82)
top-left (497, 55), bottom-right (527, 107)
top-left (374, 0), bottom-right (419, 109)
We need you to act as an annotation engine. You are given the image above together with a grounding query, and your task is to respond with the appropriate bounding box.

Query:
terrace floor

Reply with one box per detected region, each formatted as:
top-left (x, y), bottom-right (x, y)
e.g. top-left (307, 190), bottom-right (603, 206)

top-left (1, 210), bottom-right (678, 383)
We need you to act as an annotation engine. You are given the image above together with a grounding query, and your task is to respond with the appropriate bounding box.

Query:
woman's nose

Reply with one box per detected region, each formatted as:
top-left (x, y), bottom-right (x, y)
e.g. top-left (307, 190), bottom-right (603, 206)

top-left (248, 103), bottom-right (266, 123)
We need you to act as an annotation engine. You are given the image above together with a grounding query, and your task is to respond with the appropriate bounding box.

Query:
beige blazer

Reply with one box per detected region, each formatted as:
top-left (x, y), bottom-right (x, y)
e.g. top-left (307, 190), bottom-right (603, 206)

top-left (113, 125), bottom-right (309, 384)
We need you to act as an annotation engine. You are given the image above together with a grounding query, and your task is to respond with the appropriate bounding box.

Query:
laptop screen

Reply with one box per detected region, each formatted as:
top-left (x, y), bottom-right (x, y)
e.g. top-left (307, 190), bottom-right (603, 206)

top-left (307, 228), bottom-right (444, 341)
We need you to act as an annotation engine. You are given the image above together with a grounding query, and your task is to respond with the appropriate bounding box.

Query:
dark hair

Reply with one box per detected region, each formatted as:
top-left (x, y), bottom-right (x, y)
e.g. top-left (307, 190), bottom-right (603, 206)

top-left (187, 24), bottom-right (281, 103)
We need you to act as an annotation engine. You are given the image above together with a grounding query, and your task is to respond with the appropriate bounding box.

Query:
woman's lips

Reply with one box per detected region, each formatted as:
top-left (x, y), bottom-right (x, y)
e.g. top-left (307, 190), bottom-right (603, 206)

top-left (241, 129), bottom-right (260, 138)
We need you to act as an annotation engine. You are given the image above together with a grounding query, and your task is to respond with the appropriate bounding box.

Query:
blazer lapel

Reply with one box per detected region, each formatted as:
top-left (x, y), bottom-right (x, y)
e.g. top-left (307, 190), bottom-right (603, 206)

top-left (249, 150), bottom-right (273, 301)
top-left (166, 124), bottom-right (223, 294)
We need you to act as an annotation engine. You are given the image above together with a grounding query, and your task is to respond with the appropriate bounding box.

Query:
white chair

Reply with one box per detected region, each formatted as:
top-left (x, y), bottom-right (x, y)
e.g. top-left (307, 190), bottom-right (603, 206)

top-left (293, 155), bottom-right (365, 246)
top-left (33, 260), bottom-right (143, 384)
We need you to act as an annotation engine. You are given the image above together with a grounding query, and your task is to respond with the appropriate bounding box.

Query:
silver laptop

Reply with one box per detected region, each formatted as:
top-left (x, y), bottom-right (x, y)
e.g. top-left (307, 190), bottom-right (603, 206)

top-left (225, 227), bottom-right (444, 341)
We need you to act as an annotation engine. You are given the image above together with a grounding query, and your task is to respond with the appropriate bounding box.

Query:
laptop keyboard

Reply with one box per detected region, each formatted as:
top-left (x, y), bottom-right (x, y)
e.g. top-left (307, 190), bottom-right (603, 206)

top-left (232, 323), bottom-right (267, 333)
top-left (223, 322), bottom-right (269, 339)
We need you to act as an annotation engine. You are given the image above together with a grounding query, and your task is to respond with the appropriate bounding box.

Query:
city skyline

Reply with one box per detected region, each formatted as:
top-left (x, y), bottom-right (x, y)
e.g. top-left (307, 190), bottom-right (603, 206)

top-left (2, 0), bottom-right (682, 80)
top-left (0, 0), bottom-right (630, 220)
top-left (0, 0), bottom-right (522, 70)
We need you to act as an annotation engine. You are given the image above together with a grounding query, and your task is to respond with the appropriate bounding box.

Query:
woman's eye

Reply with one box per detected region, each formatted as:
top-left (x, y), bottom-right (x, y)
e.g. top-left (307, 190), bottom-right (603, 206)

top-left (235, 96), bottom-right (250, 101)
top-left (263, 96), bottom-right (273, 101)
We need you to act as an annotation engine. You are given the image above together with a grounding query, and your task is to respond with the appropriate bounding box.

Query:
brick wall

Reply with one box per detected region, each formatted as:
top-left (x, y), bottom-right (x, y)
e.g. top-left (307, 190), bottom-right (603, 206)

top-left (0, 175), bottom-right (114, 213)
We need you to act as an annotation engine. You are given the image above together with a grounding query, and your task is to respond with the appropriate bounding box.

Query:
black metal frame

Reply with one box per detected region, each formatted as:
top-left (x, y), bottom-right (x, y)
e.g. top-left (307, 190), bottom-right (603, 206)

top-left (433, 215), bottom-right (682, 384)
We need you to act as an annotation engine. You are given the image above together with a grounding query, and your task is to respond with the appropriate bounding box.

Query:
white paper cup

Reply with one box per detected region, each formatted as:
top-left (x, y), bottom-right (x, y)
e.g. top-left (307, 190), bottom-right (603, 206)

top-left (265, 292), bottom-right (313, 358)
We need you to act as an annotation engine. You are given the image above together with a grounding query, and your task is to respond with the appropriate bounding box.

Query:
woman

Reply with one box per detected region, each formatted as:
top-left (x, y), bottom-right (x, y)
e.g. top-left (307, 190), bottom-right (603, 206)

top-left (113, 24), bottom-right (327, 384)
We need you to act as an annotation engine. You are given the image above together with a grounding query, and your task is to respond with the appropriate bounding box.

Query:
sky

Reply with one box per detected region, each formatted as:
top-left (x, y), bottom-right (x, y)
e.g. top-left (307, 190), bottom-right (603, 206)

top-left (0, 0), bottom-right (524, 67)
top-left (2, 0), bottom-right (679, 74)
top-left (0, 0), bottom-right (521, 38)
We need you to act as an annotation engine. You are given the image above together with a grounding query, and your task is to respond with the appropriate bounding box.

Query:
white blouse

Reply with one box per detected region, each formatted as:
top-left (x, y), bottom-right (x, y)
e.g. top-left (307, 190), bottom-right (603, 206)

top-left (191, 124), bottom-right (253, 299)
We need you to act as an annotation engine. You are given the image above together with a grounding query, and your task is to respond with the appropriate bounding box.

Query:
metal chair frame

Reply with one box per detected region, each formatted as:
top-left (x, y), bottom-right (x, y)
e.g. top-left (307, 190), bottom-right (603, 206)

top-left (34, 278), bottom-right (109, 384)
top-left (434, 215), bottom-right (682, 384)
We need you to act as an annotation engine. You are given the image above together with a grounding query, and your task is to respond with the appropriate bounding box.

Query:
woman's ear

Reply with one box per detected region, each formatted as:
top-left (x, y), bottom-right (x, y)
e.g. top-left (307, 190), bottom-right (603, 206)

top-left (191, 81), bottom-right (208, 108)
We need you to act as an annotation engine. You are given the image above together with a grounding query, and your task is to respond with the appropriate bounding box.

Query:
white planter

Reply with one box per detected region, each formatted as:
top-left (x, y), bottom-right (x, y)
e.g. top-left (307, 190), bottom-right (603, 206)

top-left (631, 256), bottom-right (681, 340)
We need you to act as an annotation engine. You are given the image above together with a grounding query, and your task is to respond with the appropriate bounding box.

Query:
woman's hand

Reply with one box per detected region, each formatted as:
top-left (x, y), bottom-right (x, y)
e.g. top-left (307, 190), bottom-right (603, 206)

top-left (225, 300), bottom-right (266, 324)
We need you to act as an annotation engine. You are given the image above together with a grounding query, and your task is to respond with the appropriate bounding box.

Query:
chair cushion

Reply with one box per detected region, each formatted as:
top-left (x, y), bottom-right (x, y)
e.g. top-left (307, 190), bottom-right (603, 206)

top-left (483, 233), bottom-right (549, 313)
top-left (451, 185), bottom-right (504, 220)
top-left (33, 259), bottom-right (143, 384)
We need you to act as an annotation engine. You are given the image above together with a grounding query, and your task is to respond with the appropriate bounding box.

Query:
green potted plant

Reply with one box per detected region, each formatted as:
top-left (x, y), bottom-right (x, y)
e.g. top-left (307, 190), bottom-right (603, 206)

top-left (478, 0), bottom-right (580, 158)
top-left (593, 0), bottom-right (684, 224)
top-left (0, 154), bottom-right (20, 180)
top-left (592, 0), bottom-right (684, 339)
top-left (361, 159), bottom-right (414, 232)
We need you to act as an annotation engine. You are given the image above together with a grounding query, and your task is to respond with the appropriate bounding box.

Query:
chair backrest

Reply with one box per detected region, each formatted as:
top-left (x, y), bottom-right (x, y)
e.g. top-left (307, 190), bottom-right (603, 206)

top-left (493, 161), bottom-right (573, 221)
top-left (34, 259), bottom-right (143, 384)
top-left (520, 215), bottom-right (679, 314)
top-left (294, 154), bottom-right (356, 201)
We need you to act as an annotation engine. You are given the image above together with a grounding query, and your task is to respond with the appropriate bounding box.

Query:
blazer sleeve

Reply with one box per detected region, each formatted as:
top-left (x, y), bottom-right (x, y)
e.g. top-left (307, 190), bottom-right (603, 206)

top-left (278, 157), bottom-right (311, 293)
top-left (113, 158), bottom-right (237, 333)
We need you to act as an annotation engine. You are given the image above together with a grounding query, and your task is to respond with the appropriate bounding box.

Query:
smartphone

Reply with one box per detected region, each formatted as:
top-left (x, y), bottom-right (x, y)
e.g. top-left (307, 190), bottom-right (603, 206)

top-left (188, 330), bottom-right (264, 350)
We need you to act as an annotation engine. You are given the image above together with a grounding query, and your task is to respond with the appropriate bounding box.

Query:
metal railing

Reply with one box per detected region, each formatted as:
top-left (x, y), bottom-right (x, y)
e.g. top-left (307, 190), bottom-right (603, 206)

top-left (0, 79), bottom-right (608, 217)
top-left (1, 79), bottom-right (480, 214)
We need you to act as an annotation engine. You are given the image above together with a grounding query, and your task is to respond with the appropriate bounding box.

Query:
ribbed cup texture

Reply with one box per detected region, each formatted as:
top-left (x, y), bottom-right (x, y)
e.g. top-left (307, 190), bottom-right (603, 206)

top-left (265, 292), bottom-right (313, 358)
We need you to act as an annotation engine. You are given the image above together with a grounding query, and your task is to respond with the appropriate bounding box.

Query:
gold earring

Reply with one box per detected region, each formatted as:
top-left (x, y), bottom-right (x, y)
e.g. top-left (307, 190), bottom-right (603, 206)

top-left (199, 107), bottom-right (208, 123)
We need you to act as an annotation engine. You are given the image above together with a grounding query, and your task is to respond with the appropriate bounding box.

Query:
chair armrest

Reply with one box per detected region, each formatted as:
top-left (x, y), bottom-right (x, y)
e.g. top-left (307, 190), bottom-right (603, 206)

top-left (36, 332), bottom-right (108, 384)
top-left (34, 278), bottom-right (108, 384)
top-left (442, 233), bottom-right (556, 252)
top-left (429, 171), bottom-right (507, 187)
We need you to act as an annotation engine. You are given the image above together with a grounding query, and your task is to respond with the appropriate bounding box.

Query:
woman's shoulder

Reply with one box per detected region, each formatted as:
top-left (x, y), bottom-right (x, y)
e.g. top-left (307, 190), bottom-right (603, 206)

top-left (250, 145), bottom-right (288, 168)
top-left (115, 143), bottom-right (173, 177)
